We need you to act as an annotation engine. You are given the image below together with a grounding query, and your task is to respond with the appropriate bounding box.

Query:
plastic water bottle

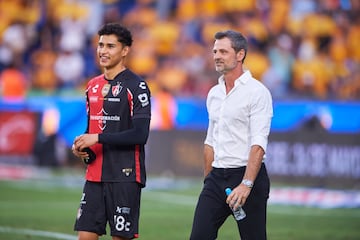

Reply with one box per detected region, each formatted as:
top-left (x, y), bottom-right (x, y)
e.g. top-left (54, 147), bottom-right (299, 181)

top-left (225, 188), bottom-right (246, 221)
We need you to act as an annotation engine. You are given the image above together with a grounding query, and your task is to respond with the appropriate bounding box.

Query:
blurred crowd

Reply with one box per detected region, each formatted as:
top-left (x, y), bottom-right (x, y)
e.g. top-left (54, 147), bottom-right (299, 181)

top-left (0, 0), bottom-right (359, 100)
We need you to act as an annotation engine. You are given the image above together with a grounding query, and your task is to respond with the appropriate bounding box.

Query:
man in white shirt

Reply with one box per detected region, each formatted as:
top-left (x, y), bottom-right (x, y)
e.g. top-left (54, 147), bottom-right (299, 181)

top-left (190, 30), bottom-right (273, 240)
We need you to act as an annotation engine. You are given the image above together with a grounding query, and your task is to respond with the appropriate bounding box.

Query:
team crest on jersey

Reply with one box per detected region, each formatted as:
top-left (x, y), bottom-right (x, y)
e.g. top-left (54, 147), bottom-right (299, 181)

top-left (122, 168), bottom-right (132, 176)
top-left (112, 82), bottom-right (122, 97)
top-left (102, 84), bottom-right (110, 97)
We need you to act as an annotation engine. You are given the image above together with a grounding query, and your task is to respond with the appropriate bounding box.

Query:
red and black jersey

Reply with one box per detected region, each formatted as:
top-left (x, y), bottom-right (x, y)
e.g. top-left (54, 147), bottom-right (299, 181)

top-left (84, 69), bottom-right (151, 186)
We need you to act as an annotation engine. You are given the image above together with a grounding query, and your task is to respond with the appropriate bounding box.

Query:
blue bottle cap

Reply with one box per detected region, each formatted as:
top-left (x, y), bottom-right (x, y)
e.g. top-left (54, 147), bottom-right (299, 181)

top-left (225, 188), bottom-right (232, 196)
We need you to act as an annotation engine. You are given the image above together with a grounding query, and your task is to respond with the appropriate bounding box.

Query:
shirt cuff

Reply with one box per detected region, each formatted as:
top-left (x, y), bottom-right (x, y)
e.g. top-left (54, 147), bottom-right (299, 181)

top-left (251, 135), bottom-right (268, 152)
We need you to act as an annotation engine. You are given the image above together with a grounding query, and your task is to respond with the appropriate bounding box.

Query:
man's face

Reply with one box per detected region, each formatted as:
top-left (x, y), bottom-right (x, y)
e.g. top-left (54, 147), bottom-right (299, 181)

top-left (213, 37), bottom-right (238, 74)
top-left (97, 34), bottom-right (127, 69)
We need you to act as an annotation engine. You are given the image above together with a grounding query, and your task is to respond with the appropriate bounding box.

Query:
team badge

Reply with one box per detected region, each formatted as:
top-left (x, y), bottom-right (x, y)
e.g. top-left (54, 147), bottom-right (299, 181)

top-left (102, 84), bottom-right (110, 97)
top-left (112, 82), bottom-right (122, 97)
top-left (122, 168), bottom-right (132, 176)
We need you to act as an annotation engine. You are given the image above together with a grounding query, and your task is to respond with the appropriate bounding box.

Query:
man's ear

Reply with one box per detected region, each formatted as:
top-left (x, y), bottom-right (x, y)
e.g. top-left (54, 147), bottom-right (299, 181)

top-left (121, 46), bottom-right (130, 57)
top-left (237, 49), bottom-right (245, 62)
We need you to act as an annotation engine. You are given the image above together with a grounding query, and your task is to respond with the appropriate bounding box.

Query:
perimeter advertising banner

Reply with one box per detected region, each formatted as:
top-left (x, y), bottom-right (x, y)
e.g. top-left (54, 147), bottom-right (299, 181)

top-left (147, 130), bottom-right (360, 188)
top-left (265, 131), bottom-right (360, 188)
top-left (0, 111), bottom-right (38, 155)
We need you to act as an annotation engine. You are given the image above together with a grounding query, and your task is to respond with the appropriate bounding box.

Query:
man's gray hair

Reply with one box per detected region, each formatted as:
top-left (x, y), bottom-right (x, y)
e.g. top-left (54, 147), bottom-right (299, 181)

top-left (214, 30), bottom-right (248, 62)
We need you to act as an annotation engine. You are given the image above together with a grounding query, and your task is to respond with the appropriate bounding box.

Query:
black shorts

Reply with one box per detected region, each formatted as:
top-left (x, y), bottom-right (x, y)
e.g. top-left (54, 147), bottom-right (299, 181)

top-left (74, 181), bottom-right (141, 239)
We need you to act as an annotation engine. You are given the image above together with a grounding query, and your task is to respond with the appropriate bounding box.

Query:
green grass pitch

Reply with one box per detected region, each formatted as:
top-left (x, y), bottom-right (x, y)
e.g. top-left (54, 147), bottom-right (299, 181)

top-left (0, 178), bottom-right (359, 240)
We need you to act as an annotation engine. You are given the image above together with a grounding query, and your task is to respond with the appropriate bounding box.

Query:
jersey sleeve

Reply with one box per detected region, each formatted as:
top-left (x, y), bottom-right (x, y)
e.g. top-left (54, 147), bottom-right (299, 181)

top-left (132, 80), bottom-right (151, 119)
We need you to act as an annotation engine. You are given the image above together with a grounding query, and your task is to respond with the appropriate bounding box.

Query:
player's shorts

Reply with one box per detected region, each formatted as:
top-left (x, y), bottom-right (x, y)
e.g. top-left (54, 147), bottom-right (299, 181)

top-left (74, 181), bottom-right (141, 239)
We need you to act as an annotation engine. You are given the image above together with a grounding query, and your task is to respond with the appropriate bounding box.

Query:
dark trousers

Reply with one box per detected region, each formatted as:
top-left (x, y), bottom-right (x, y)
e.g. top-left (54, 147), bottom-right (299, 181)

top-left (190, 163), bottom-right (270, 240)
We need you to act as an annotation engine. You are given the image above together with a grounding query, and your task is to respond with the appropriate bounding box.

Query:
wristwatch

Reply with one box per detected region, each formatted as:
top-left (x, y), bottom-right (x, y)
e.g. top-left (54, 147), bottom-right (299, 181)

top-left (241, 179), bottom-right (253, 188)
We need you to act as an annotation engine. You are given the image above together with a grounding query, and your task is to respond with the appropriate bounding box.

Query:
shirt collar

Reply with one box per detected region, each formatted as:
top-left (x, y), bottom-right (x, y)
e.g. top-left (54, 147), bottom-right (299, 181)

top-left (218, 70), bottom-right (252, 86)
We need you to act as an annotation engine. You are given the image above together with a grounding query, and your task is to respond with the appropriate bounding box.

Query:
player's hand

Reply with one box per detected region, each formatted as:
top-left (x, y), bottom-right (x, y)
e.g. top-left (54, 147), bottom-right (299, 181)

top-left (73, 134), bottom-right (98, 151)
top-left (226, 184), bottom-right (251, 210)
top-left (71, 142), bottom-right (88, 159)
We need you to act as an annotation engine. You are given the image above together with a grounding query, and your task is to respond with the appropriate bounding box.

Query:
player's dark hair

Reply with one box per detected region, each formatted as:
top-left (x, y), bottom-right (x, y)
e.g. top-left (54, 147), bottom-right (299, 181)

top-left (214, 30), bottom-right (247, 62)
top-left (98, 23), bottom-right (133, 47)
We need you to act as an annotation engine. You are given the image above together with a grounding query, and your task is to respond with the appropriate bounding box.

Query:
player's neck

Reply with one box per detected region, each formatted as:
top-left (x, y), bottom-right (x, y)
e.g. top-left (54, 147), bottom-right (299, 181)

top-left (104, 65), bottom-right (127, 80)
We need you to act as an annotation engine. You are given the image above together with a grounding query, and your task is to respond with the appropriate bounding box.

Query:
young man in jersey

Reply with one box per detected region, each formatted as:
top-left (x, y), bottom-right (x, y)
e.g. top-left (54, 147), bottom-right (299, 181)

top-left (190, 30), bottom-right (273, 239)
top-left (72, 23), bottom-right (151, 240)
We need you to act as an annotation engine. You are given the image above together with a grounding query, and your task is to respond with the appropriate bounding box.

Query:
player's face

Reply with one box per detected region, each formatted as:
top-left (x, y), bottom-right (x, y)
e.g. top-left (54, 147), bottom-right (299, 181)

top-left (213, 38), bottom-right (239, 74)
top-left (97, 34), bottom-right (128, 69)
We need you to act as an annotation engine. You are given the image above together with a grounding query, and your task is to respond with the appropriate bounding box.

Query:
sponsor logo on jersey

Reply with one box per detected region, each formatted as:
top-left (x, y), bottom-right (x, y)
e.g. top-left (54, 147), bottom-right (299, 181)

top-left (107, 98), bottom-right (121, 102)
top-left (91, 108), bottom-right (121, 130)
top-left (139, 82), bottom-right (147, 90)
top-left (92, 84), bottom-right (99, 93)
top-left (102, 84), bottom-right (110, 97)
top-left (138, 93), bottom-right (150, 107)
top-left (89, 96), bottom-right (98, 102)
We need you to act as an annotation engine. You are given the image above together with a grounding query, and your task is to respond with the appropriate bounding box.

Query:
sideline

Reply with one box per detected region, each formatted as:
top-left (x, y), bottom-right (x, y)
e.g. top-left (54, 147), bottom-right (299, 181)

top-left (0, 226), bottom-right (77, 240)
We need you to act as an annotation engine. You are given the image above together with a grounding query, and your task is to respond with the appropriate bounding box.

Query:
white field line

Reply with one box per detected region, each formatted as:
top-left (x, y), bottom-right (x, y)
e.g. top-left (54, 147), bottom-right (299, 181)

top-left (0, 226), bottom-right (77, 240)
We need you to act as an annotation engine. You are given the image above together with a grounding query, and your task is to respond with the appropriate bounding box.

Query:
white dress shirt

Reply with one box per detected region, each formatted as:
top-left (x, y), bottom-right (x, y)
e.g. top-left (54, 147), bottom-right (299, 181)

top-left (204, 70), bottom-right (273, 168)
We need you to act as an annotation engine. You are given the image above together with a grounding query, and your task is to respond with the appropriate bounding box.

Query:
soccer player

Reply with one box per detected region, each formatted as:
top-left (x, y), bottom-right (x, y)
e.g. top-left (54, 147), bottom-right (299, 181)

top-left (190, 30), bottom-right (273, 239)
top-left (72, 23), bottom-right (151, 240)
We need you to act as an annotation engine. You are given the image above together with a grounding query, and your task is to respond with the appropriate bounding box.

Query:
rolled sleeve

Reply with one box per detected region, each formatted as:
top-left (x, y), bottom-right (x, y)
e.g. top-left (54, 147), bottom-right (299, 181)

top-left (249, 88), bottom-right (273, 153)
top-left (251, 135), bottom-right (269, 152)
top-left (204, 118), bottom-right (214, 147)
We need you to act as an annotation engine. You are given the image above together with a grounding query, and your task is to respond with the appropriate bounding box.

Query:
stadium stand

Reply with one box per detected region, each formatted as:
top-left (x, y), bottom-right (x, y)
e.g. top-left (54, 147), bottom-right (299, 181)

top-left (0, 0), bottom-right (359, 100)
